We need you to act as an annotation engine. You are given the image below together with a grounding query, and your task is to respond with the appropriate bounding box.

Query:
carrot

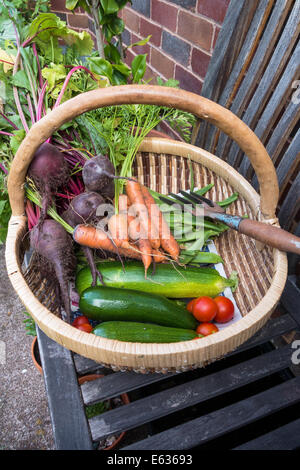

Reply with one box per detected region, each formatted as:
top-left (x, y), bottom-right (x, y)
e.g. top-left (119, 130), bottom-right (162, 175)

top-left (126, 179), bottom-right (156, 247)
top-left (152, 249), bottom-right (168, 263)
top-left (137, 237), bottom-right (153, 277)
top-left (140, 184), bottom-right (160, 249)
top-left (108, 213), bottom-right (129, 243)
top-left (73, 224), bottom-right (144, 261)
top-left (118, 194), bottom-right (129, 213)
top-left (140, 185), bottom-right (180, 261)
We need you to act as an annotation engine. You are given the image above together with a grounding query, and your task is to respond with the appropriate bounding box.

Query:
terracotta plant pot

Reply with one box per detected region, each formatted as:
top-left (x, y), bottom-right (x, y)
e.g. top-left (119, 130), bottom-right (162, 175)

top-left (31, 336), bottom-right (43, 374)
top-left (78, 374), bottom-right (129, 450)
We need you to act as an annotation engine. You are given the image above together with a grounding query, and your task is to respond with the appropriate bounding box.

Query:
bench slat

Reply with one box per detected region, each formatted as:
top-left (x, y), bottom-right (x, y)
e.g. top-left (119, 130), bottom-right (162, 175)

top-left (233, 417), bottom-right (300, 450)
top-left (123, 375), bottom-right (300, 450)
top-left (88, 343), bottom-right (294, 441)
top-left (37, 328), bottom-right (93, 450)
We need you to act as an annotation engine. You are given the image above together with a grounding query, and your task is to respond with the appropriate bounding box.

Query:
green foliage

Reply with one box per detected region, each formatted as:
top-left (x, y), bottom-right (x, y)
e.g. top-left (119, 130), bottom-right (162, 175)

top-left (28, 13), bottom-right (93, 63)
top-left (0, 172), bottom-right (11, 244)
top-left (10, 129), bottom-right (26, 155)
top-left (0, 0), bottom-right (197, 247)
top-left (23, 311), bottom-right (37, 336)
top-left (65, 0), bottom-right (148, 85)
top-left (85, 400), bottom-right (109, 419)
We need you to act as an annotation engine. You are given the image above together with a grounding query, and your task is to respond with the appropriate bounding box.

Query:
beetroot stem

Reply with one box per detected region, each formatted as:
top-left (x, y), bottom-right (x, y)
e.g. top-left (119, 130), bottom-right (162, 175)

top-left (0, 112), bottom-right (19, 130)
top-left (54, 66), bottom-right (98, 109)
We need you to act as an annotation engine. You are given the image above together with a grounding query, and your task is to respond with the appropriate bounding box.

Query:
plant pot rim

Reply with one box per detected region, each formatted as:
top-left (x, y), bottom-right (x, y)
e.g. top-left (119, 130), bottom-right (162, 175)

top-left (31, 335), bottom-right (42, 374)
top-left (78, 373), bottom-right (129, 450)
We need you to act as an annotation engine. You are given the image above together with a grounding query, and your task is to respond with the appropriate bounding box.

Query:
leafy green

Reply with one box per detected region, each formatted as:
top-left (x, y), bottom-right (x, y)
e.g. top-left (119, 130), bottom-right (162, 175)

top-left (11, 70), bottom-right (31, 91)
top-left (87, 57), bottom-right (113, 81)
top-left (10, 129), bottom-right (26, 155)
top-left (23, 311), bottom-right (37, 336)
top-left (27, 13), bottom-right (93, 63)
top-left (66, 0), bottom-right (79, 9)
top-left (131, 54), bottom-right (147, 83)
top-left (100, 0), bottom-right (119, 15)
top-left (0, 171), bottom-right (11, 244)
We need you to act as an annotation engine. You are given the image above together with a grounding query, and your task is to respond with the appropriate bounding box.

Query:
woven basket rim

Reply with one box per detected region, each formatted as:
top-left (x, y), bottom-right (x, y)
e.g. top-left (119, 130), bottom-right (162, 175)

top-left (5, 138), bottom-right (288, 371)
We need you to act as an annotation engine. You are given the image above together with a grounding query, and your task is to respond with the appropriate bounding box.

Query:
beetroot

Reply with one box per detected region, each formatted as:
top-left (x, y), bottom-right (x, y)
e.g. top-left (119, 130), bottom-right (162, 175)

top-left (62, 191), bottom-right (105, 227)
top-left (82, 154), bottom-right (115, 192)
top-left (30, 219), bottom-right (76, 323)
top-left (62, 191), bottom-right (106, 287)
top-left (27, 143), bottom-right (70, 223)
top-left (101, 181), bottom-right (115, 201)
top-left (82, 154), bottom-right (133, 196)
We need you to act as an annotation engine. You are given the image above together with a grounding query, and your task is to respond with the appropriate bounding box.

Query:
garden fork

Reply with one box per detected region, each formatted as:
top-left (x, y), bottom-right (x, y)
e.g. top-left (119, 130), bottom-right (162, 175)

top-left (159, 190), bottom-right (300, 255)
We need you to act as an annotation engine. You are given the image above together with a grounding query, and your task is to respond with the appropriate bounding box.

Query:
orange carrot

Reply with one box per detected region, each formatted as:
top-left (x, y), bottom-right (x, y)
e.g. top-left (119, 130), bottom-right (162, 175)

top-left (118, 194), bottom-right (129, 213)
top-left (141, 185), bottom-right (180, 261)
top-left (108, 213), bottom-right (129, 243)
top-left (152, 249), bottom-right (168, 263)
top-left (140, 184), bottom-right (160, 249)
top-left (73, 224), bottom-right (144, 261)
top-left (125, 179), bottom-right (151, 239)
top-left (137, 237), bottom-right (153, 277)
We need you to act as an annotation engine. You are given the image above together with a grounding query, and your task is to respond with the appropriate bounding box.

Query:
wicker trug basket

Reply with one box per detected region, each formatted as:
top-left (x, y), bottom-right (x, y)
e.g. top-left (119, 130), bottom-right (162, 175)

top-left (5, 85), bottom-right (287, 373)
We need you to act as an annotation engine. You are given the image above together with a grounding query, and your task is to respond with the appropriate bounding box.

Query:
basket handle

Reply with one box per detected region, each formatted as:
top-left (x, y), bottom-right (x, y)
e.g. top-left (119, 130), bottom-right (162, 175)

top-left (8, 85), bottom-right (278, 219)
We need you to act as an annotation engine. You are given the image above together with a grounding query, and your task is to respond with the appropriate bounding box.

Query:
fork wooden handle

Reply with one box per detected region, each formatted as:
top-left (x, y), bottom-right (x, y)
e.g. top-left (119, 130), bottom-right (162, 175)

top-left (238, 218), bottom-right (300, 255)
top-left (205, 212), bottom-right (300, 254)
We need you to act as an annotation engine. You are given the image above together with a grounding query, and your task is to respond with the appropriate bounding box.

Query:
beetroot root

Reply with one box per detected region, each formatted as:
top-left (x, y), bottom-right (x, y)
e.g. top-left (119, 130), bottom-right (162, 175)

top-left (61, 191), bottom-right (106, 286)
top-left (27, 143), bottom-right (70, 224)
top-left (30, 219), bottom-right (76, 323)
top-left (61, 191), bottom-right (105, 228)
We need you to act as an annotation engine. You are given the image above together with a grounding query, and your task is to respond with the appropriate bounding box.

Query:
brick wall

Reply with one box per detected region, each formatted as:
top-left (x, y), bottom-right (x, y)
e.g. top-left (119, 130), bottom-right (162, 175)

top-left (50, 0), bottom-right (230, 94)
top-left (121, 0), bottom-right (230, 93)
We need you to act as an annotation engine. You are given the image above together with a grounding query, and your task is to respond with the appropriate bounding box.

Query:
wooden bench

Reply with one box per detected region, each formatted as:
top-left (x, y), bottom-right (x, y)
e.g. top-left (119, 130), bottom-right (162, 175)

top-left (35, 0), bottom-right (300, 450)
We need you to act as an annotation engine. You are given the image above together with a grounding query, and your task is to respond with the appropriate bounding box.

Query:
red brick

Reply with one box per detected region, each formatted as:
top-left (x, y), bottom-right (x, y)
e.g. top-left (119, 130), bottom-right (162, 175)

top-left (197, 0), bottom-right (230, 24)
top-left (175, 64), bottom-right (203, 94)
top-left (177, 10), bottom-right (213, 51)
top-left (131, 33), bottom-right (151, 56)
top-left (67, 13), bottom-right (89, 29)
top-left (151, 0), bottom-right (178, 32)
top-left (140, 18), bottom-right (162, 47)
top-left (191, 47), bottom-right (211, 79)
top-left (50, 0), bottom-right (68, 12)
top-left (123, 7), bottom-right (140, 34)
top-left (151, 47), bottom-right (175, 79)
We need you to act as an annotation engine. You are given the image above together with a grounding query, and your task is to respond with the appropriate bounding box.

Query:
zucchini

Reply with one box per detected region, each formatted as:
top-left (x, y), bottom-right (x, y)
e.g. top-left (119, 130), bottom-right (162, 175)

top-left (76, 261), bottom-right (238, 298)
top-left (93, 321), bottom-right (198, 343)
top-left (79, 286), bottom-right (198, 329)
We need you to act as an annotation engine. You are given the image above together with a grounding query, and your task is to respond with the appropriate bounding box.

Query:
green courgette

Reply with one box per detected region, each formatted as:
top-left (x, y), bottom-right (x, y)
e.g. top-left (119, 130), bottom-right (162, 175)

top-left (92, 321), bottom-right (198, 343)
top-left (76, 261), bottom-right (238, 298)
top-left (79, 286), bottom-right (198, 329)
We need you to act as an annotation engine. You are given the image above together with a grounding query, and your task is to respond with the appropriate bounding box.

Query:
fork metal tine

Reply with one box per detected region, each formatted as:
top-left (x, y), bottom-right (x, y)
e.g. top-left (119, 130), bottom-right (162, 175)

top-left (189, 191), bottom-right (216, 207)
top-left (169, 193), bottom-right (191, 205)
top-left (179, 190), bottom-right (207, 206)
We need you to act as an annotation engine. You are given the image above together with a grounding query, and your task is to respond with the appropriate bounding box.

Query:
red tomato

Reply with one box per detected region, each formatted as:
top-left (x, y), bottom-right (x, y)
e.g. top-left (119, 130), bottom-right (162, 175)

top-left (196, 322), bottom-right (219, 336)
top-left (72, 315), bottom-right (90, 327)
top-left (192, 296), bottom-right (218, 322)
top-left (214, 296), bottom-right (235, 323)
top-left (186, 299), bottom-right (196, 313)
top-left (77, 323), bottom-right (93, 333)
